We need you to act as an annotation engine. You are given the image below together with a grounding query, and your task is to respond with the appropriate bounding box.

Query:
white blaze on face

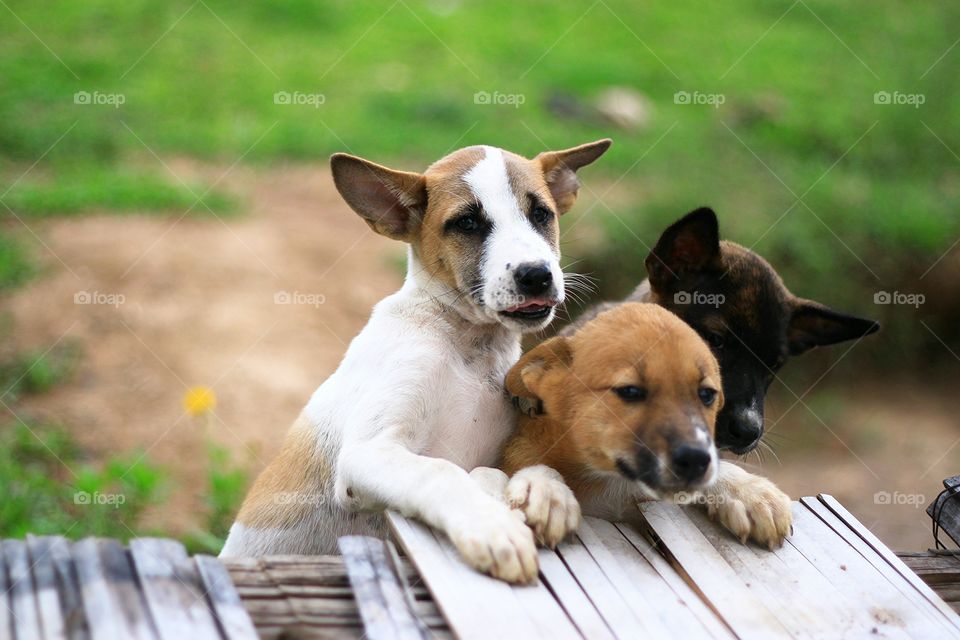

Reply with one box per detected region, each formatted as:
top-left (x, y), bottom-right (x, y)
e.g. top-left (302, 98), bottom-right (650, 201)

top-left (462, 146), bottom-right (563, 316)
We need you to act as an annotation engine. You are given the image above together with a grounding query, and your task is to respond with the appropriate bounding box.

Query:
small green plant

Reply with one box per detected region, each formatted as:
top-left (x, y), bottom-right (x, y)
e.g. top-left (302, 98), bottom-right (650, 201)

top-left (0, 420), bottom-right (165, 540)
top-left (0, 344), bottom-right (79, 400)
top-left (0, 233), bottom-right (33, 291)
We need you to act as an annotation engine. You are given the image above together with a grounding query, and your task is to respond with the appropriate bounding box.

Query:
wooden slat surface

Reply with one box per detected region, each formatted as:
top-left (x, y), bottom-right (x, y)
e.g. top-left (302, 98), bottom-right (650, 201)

top-left (386, 512), bottom-right (580, 640)
top-left (0, 537), bottom-right (255, 640)
top-left (818, 494), bottom-right (960, 632)
top-left (388, 495), bottom-right (960, 640)
top-left (129, 538), bottom-right (222, 640)
top-left (338, 536), bottom-right (428, 640)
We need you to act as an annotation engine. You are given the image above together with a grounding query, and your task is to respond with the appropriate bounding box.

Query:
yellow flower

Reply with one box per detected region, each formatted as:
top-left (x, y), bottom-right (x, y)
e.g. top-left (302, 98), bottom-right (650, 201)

top-left (184, 386), bottom-right (217, 416)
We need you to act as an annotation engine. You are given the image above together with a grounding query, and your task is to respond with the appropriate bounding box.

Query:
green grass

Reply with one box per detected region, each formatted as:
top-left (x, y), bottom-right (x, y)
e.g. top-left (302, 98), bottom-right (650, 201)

top-left (0, 342), bottom-right (250, 550)
top-left (0, 419), bottom-right (165, 540)
top-left (0, 0), bottom-right (960, 296)
top-left (1, 0), bottom-right (957, 341)
top-left (2, 170), bottom-right (235, 218)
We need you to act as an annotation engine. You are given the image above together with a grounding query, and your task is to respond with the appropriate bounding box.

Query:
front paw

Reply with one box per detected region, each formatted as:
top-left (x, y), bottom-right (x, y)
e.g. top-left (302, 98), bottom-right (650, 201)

top-left (447, 503), bottom-right (539, 585)
top-left (709, 472), bottom-right (792, 550)
top-left (506, 465), bottom-right (581, 548)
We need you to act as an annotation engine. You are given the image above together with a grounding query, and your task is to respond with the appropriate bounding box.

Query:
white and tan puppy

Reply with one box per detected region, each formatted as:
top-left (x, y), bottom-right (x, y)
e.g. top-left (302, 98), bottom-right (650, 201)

top-left (220, 140), bottom-right (612, 583)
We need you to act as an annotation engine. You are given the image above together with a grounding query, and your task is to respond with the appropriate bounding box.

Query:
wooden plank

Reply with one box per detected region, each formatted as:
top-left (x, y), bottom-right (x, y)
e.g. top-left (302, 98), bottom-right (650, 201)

top-left (129, 538), bottom-right (222, 640)
top-left (639, 501), bottom-right (793, 640)
top-left (614, 522), bottom-right (734, 640)
top-left (3, 539), bottom-right (43, 640)
top-left (74, 538), bottom-right (158, 640)
top-left (194, 555), bottom-right (260, 640)
top-left (386, 511), bottom-right (580, 640)
top-left (338, 536), bottom-right (427, 640)
top-left (682, 504), bottom-right (881, 639)
top-left (41, 536), bottom-right (90, 640)
top-left (577, 518), bottom-right (720, 638)
top-left (803, 496), bottom-right (960, 637)
top-left (554, 531), bottom-right (646, 638)
top-left (789, 502), bottom-right (931, 638)
top-left (25, 536), bottom-right (68, 640)
top-left (818, 493), bottom-right (960, 633)
top-left (0, 542), bottom-right (12, 640)
top-left (536, 550), bottom-right (616, 640)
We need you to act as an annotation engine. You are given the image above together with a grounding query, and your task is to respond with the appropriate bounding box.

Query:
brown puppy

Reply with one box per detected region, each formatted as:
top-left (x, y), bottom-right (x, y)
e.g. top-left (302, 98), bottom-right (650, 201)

top-left (501, 302), bottom-right (792, 548)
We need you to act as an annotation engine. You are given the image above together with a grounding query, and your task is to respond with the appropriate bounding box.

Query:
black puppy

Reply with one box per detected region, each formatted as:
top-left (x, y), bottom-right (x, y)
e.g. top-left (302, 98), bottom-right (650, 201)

top-left (567, 207), bottom-right (880, 453)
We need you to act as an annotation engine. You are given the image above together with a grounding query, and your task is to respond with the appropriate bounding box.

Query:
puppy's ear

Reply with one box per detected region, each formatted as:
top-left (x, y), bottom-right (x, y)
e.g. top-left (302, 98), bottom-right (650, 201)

top-left (505, 336), bottom-right (572, 402)
top-left (535, 139), bottom-right (612, 214)
top-left (787, 299), bottom-right (880, 355)
top-left (645, 207), bottom-right (721, 292)
top-left (330, 153), bottom-right (427, 241)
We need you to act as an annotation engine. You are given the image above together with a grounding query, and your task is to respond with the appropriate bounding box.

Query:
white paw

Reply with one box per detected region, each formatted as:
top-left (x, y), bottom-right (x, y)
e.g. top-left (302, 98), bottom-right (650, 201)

top-left (709, 471), bottom-right (792, 550)
top-left (506, 465), bottom-right (581, 548)
top-left (448, 502), bottom-right (539, 585)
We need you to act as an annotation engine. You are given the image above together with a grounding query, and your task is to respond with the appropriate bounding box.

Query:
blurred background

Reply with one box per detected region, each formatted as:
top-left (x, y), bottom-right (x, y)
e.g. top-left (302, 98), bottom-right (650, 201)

top-left (1, 0), bottom-right (958, 553)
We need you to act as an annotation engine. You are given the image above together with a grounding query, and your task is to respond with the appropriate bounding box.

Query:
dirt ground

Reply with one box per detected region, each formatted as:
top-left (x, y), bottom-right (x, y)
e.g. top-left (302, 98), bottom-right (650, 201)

top-left (4, 161), bottom-right (957, 551)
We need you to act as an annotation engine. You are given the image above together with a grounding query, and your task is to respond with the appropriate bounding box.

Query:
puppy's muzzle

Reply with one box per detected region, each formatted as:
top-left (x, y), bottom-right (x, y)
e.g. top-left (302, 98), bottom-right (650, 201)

top-left (513, 261), bottom-right (553, 297)
top-left (718, 405), bottom-right (763, 454)
top-left (670, 444), bottom-right (712, 484)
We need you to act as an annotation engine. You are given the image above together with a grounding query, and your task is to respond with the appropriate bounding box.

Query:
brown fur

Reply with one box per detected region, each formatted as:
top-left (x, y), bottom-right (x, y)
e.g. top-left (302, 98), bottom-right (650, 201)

top-left (501, 303), bottom-right (722, 504)
top-left (236, 413), bottom-right (332, 529)
top-left (329, 140), bottom-right (610, 303)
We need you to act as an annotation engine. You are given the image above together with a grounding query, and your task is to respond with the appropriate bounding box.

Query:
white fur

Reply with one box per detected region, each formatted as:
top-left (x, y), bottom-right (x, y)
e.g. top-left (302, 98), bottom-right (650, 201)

top-left (465, 146), bottom-right (564, 317)
top-left (221, 150), bottom-right (567, 583)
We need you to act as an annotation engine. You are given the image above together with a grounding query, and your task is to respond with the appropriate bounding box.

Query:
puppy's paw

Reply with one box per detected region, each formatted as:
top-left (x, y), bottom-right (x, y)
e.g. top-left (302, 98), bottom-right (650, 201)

top-left (708, 470), bottom-right (792, 550)
top-left (448, 502), bottom-right (539, 585)
top-left (505, 465), bottom-right (581, 548)
top-left (469, 466), bottom-right (510, 503)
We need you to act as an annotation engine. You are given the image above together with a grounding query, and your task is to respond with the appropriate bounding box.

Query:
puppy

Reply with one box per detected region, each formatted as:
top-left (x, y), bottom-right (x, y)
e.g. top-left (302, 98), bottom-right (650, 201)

top-left (220, 139), bottom-right (612, 584)
top-left (502, 303), bottom-right (792, 549)
top-left (569, 207), bottom-right (880, 453)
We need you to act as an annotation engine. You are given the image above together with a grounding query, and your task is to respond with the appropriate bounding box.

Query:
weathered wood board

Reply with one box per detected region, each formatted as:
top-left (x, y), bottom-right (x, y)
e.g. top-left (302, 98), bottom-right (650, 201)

top-left (0, 536), bottom-right (256, 640)
top-left (387, 494), bottom-right (960, 640)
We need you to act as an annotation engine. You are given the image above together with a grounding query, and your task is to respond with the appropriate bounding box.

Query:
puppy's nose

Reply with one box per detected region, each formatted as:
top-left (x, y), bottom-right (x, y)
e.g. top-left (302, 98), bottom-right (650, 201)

top-left (728, 407), bottom-right (763, 450)
top-left (670, 445), bottom-right (712, 483)
top-left (513, 262), bottom-right (553, 297)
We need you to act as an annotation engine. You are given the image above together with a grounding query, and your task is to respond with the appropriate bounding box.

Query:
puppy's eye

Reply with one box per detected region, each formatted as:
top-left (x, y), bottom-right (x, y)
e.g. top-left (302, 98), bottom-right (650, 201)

top-left (532, 206), bottom-right (553, 225)
top-left (698, 387), bottom-right (718, 406)
top-left (455, 214), bottom-right (483, 233)
top-left (705, 332), bottom-right (726, 350)
top-left (614, 386), bottom-right (647, 402)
